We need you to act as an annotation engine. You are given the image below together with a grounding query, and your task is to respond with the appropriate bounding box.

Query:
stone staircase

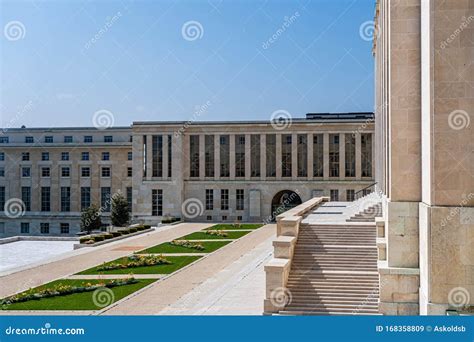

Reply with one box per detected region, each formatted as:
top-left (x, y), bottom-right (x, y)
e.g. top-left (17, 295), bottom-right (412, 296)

top-left (278, 209), bottom-right (380, 315)
top-left (346, 203), bottom-right (382, 222)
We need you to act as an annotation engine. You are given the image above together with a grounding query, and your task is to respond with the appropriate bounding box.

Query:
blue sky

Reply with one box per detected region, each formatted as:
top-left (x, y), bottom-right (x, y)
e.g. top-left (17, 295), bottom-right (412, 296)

top-left (1, 0), bottom-right (375, 127)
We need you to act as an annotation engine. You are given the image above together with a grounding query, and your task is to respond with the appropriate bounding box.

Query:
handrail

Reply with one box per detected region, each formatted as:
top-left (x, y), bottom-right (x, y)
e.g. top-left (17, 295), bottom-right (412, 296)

top-left (354, 182), bottom-right (377, 199)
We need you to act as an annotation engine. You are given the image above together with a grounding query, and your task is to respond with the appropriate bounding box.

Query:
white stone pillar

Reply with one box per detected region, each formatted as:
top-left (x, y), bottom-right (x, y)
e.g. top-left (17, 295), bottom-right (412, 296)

top-left (199, 134), bottom-right (205, 180)
top-left (356, 133), bottom-right (362, 180)
top-left (307, 133), bottom-right (314, 180)
top-left (229, 134), bottom-right (235, 179)
top-left (323, 133), bottom-right (329, 180)
top-left (214, 134), bottom-right (220, 180)
top-left (260, 134), bottom-right (266, 180)
top-left (162, 134), bottom-right (169, 180)
top-left (339, 133), bottom-right (345, 180)
top-left (245, 134), bottom-right (251, 180)
top-left (291, 133), bottom-right (298, 180)
top-left (276, 134), bottom-right (282, 179)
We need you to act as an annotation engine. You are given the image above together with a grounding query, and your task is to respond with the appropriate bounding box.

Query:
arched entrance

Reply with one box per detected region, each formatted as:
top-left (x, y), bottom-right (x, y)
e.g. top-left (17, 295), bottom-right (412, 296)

top-left (270, 190), bottom-right (302, 221)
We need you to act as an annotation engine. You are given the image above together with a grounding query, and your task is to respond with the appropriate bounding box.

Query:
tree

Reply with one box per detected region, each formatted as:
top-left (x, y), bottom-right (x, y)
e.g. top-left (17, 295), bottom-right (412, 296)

top-left (80, 205), bottom-right (102, 234)
top-left (111, 192), bottom-right (130, 227)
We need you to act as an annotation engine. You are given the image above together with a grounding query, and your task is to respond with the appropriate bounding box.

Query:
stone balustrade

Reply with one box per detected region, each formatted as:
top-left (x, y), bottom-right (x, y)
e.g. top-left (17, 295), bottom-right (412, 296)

top-left (263, 196), bottom-right (329, 314)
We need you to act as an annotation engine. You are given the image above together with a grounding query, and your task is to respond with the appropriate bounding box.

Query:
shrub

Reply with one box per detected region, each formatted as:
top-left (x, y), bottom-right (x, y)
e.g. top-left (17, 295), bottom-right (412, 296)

top-left (205, 230), bottom-right (228, 237)
top-left (118, 229), bottom-right (129, 235)
top-left (129, 227), bottom-right (138, 233)
top-left (103, 233), bottom-right (114, 239)
top-left (93, 235), bottom-right (105, 242)
top-left (80, 205), bottom-right (102, 234)
top-left (111, 232), bottom-right (121, 237)
top-left (143, 224), bottom-right (151, 229)
top-left (111, 192), bottom-right (130, 227)
top-left (170, 240), bottom-right (205, 251)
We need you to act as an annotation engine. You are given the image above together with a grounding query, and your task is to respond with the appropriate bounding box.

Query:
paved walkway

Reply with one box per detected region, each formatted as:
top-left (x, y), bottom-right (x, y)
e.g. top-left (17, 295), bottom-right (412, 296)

top-left (159, 234), bottom-right (273, 315)
top-left (100, 224), bottom-right (276, 315)
top-left (0, 223), bottom-right (211, 298)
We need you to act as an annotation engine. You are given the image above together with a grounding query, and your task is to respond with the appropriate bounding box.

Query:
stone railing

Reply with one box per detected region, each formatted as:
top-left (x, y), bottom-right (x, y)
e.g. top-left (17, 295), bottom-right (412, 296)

top-left (263, 196), bottom-right (329, 314)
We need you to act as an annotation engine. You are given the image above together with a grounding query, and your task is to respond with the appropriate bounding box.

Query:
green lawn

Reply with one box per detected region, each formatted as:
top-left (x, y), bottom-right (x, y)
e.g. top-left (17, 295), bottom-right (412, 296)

top-left (205, 223), bottom-right (263, 230)
top-left (137, 240), bottom-right (232, 254)
top-left (180, 230), bottom-right (251, 240)
top-left (1, 279), bottom-right (156, 311)
top-left (76, 255), bottom-right (202, 275)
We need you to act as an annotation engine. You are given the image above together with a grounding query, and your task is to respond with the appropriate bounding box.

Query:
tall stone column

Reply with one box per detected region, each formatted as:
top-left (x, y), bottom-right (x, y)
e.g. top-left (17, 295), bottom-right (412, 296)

top-left (229, 134), bottom-right (235, 179)
top-left (245, 134), bottom-right (251, 180)
top-left (199, 134), bottom-right (205, 180)
top-left (339, 133), bottom-right (345, 181)
top-left (307, 133), bottom-right (314, 180)
top-left (163, 134), bottom-right (169, 180)
top-left (323, 133), bottom-right (329, 180)
top-left (355, 133), bottom-right (362, 180)
top-left (214, 134), bottom-right (220, 180)
top-left (260, 134), bottom-right (266, 181)
top-left (291, 133), bottom-right (298, 180)
top-left (146, 135), bottom-right (153, 180)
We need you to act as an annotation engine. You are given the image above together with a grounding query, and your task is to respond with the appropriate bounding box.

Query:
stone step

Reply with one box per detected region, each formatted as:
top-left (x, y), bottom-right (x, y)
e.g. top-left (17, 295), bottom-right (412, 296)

top-left (279, 310), bottom-right (381, 316)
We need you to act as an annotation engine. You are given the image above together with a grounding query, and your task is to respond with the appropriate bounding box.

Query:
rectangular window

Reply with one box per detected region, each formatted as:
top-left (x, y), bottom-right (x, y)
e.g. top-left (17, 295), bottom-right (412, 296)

top-left (41, 187), bottom-right (51, 211)
top-left (0, 167), bottom-right (4, 177)
top-left (282, 134), bottom-right (292, 177)
top-left (102, 152), bottom-right (110, 161)
top-left (82, 152), bottom-right (89, 161)
top-left (329, 134), bottom-right (340, 177)
top-left (235, 135), bottom-right (245, 177)
top-left (45, 136), bottom-right (53, 143)
top-left (60, 223), bottom-right (70, 234)
top-left (0, 137), bottom-right (9, 143)
top-left (167, 135), bottom-right (172, 178)
top-left (101, 167), bottom-right (111, 177)
top-left (22, 152), bottom-right (30, 161)
top-left (101, 187), bottom-right (111, 212)
top-left (81, 167), bottom-right (90, 177)
top-left (266, 134), bottom-right (276, 177)
top-left (236, 189), bottom-right (244, 211)
top-left (22, 167), bottom-right (30, 177)
top-left (41, 152), bottom-right (49, 161)
top-left (21, 187), bottom-right (31, 211)
top-left (84, 136), bottom-right (93, 143)
top-left (220, 189), bottom-right (229, 210)
top-left (0, 152), bottom-right (4, 160)
top-left (61, 167), bottom-right (70, 177)
top-left (104, 136), bottom-right (113, 142)
top-left (330, 189), bottom-right (339, 201)
top-left (189, 135), bottom-right (200, 177)
top-left (297, 134), bottom-right (307, 177)
top-left (313, 134), bottom-right (324, 177)
top-left (250, 135), bottom-right (260, 177)
top-left (346, 189), bottom-right (355, 202)
top-left (25, 136), bottom-right (34, 143)
top-left (205, 189), bottom-right (214, 210)
top-left (220, 135), bottom-right (230, 177)
top-left (152, 135), bottom-right (163, 177)
top-left (21, 222), bottom-right (29, 234)
top-left (205, 135), bottom-right (215, 177)
top-left (41, 167), bottom-right (50, 177)
top-left (127, 167), bottom-right (132, 177)
top-left (81, 187), bottom-right (91, 210)
top-left (61, 152), bottom-right (69, 161)
top-left (128, 151), bottom-right (133, 160)
top-left (64, 136), bottom-right (73, 143)
top-left (361, 133), bottom-right (372, 177)
top-left (0, 186), bottom-right (5, 210)
top-left (126, 187), bottom-right (132, 213)
top-left (345, 134), bottom-right (356, 177)
top-left (152, 189), bottom-right (163, 216)
top-left (143, 135), bottom-right (147, 178)
top-left (61, 187), bottom-right (71, 212)
top-left (40, 223), bottom-right (50, 234)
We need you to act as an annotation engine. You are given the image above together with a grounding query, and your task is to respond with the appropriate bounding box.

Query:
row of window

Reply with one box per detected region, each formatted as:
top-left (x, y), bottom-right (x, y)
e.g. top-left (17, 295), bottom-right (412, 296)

top-left (0, 135), bottom-right (131, 144)
top-left (0, 186), bottom-right (132, 213)
top-left (188, 133), bottom-right (373, 178)
top-left (19, 222), bottom-right (70, 234)
top-left (17, 151), bottom-right (133, 162)
top-left (8, 165), bottom-right (133, 178)
top-left (143, 135), bottom-right (173, 178)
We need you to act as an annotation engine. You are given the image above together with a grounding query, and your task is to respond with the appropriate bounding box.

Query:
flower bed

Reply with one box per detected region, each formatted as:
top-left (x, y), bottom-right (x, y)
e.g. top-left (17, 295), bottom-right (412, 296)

top-left (1, 278), bottom-right (137, 306)
top-left (170, 240), bottom-right (205, 251)
top-left (96, 255), bottom-right (171, 271)
top-left (205, 230), bottom-right (228, 237)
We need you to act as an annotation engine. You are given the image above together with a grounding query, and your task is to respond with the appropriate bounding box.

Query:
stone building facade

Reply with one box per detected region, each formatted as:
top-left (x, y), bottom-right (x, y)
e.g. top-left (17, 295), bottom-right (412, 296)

top-left (0, 113), bottom-right (375, 237)
top-left (374, 0), bottom-right (474, 315)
